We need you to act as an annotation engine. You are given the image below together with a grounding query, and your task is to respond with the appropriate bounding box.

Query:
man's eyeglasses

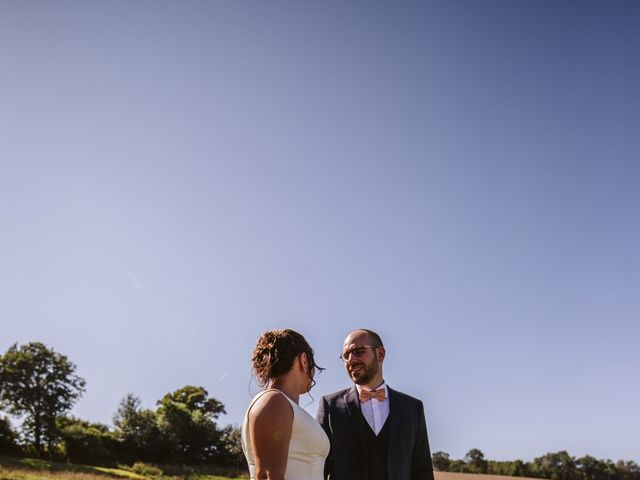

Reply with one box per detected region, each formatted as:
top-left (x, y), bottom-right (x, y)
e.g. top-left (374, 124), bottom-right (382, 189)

top-left (339, 345), bottom-right (379, 362)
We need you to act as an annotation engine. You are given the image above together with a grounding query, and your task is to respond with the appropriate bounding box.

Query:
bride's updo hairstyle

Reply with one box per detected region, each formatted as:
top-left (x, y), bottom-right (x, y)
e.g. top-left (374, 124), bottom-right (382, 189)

top-left (252, 329), bottom-right (323, 387)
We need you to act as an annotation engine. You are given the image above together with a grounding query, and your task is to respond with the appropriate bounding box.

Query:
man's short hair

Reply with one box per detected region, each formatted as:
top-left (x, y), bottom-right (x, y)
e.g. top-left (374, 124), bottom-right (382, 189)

top-left (357, 328), bottom-right (384, 347)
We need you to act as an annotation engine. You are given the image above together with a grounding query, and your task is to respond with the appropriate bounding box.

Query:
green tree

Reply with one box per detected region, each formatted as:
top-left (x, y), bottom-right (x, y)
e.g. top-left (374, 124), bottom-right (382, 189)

top-left (156, 385), bottom-right (226, 463)
top-left (217, 425), bottom-right (245, 468)
top-left (488, 459), bottom-right (532, 477)
top-left (0, 342), bottom-right (86, 456)
top-left (448, 459), bottom-right (469, 473)
top-left (464, 448), bottom-right (488, 474)
top-left (616, 460), bottom-right (640, 480)
top-left (531, 451), bottom-right (577, 480)
top-left (576, 455), bottom-right (617, 480)
top-left (488, 460), bottom-right (514, 476)
top-left (432, 451), bottom-right (452, 471)
top-left (112, 393), bottom-right (165, 462)
top-left (159, 386), bottom-right (226, 417)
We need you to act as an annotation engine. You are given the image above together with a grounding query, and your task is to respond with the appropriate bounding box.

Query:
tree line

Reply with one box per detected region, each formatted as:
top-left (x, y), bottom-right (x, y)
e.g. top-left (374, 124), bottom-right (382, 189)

top-left (3, 342), bottom-right (640, 479)
top-left (432, 449), bottom-right (640, 480)
top-left (0, 342), bottom-right (244, 468)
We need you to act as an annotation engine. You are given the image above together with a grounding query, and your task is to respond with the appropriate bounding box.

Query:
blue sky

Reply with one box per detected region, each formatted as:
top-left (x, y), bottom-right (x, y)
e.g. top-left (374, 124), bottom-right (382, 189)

top-left (1, 0), bottom-right (639, 463)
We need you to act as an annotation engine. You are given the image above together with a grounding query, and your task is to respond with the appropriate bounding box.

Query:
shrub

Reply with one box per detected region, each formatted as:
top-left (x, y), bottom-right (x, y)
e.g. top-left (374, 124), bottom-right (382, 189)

top-left (130, 462), bottom-right (164, 477)
top-left (0, 416), bottom-right (21, 455)
top-left (57, 417), bottom-right (118, 466)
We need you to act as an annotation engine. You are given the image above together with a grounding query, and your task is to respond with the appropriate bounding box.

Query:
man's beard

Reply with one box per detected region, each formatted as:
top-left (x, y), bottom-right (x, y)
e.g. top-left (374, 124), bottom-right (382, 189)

top-left (349, 356), bottom-right (379, 385)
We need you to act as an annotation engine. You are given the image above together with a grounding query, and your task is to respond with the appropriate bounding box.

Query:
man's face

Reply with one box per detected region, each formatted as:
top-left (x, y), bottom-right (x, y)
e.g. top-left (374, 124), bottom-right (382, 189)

top-left (342, 331), bottom-right (382, 385)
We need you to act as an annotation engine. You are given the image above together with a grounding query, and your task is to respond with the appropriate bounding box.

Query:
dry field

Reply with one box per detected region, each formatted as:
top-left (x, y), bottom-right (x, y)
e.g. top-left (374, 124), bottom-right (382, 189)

top-left (436, 472), bottom-right (545, 480)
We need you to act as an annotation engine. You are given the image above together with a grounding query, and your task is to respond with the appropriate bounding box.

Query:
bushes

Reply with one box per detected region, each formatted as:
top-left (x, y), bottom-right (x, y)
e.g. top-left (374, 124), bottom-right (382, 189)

top-left (0, 416), bottom-right (21, 455)
top-left (57, 417), bottom-right (118, 466)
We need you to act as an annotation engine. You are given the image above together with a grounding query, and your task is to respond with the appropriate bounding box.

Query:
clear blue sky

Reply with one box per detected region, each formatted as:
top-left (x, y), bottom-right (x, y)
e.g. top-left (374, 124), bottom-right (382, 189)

top-left (1, 0), bottom-right (639, 463)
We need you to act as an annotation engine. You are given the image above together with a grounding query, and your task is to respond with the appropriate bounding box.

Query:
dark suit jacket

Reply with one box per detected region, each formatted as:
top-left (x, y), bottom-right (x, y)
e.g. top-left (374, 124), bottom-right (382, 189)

top-left (316, 386), bottom-right (434, 480)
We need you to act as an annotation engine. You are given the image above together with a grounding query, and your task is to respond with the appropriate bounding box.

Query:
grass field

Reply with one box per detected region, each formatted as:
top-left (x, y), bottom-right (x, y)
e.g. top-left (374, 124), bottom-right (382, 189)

top-left (1, 457), bottom-right (548, 480)
top-left (0, 456), bottom-right (246, 480)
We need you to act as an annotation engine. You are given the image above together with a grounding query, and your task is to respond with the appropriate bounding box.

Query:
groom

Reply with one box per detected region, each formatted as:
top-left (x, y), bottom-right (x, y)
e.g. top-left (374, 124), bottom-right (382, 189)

top-left (316, 329), bottom-right (435, 480)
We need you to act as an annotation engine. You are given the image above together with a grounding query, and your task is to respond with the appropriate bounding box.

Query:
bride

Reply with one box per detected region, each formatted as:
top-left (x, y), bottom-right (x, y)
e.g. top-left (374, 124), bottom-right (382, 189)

top-left (242, 329), bottom-right (329, 480)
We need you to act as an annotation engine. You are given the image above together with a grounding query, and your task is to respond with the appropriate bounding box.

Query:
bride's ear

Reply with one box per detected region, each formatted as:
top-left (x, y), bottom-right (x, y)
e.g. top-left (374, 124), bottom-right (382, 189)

top-left (299, 352), bottom-right (309, 372)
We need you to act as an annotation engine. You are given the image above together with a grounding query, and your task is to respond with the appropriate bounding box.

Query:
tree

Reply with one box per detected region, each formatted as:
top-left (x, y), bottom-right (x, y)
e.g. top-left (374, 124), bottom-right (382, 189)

top-left (464, 448), bottom-right (488, 474)
top-left (616, 461), bottom-right (640, 480)
top-left (432, 451), bottom-right (452, 471)
top-left (448, 459), bottom-right (469, 473)
top-left (217, 425), bottom-right (245, 468)
top-left (159, 386), bottom-right (225, 417)
top-left (156, 385), bottom-right (226, 463)
top-left (576, 455), bottom-right (617, 480)
top-left (112, 393), bottom-right (165, 462)
top-left (531, 451), bottom-right (577, 480)
top-left (0, 342), bottom-right (86, 456)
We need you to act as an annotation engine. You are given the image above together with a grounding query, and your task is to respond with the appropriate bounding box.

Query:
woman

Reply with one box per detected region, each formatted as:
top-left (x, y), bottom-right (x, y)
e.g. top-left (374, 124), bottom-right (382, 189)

top-left (242, 329), bottom-right (330, 480)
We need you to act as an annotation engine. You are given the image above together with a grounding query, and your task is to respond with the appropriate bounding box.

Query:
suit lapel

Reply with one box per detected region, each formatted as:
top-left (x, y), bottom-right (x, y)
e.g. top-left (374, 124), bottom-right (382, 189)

top-left (343, 386), bottom-right (360, 419)
top-left (387, 387), bottom-right (401, 473)
top-left (343, 386), bottom-right (369, 454)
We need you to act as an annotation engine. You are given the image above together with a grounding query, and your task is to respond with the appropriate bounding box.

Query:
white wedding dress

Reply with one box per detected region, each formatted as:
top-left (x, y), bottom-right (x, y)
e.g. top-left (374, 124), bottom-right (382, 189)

top-left (242, 389), bottom-right (330, 480)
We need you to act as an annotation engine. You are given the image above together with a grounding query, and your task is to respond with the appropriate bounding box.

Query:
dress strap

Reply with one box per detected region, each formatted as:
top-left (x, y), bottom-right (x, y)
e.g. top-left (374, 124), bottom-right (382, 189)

top-left (247, 388), bottom-right (296, 414)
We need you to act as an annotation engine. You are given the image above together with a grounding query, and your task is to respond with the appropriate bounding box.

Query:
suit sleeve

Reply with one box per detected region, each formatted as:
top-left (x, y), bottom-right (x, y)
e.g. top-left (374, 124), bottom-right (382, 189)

top-left (412, 400), bottom-right (435, 480)
top-left (316, 395), bottom-right (333, 480)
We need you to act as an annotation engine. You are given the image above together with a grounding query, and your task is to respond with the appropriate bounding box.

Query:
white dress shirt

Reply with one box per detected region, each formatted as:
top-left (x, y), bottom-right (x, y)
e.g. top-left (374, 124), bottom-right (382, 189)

top-left (356, 382), bottom-right (390, 435)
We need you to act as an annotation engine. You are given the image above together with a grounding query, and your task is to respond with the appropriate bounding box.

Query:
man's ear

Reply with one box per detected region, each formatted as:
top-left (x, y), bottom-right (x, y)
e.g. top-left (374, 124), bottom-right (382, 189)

top-left (377, 346), bottom-right (386, 363)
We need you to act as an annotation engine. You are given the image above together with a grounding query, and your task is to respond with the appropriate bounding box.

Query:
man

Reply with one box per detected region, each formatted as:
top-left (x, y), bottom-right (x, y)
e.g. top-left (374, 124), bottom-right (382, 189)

top-left (316, 329), bottom-right (434, 480)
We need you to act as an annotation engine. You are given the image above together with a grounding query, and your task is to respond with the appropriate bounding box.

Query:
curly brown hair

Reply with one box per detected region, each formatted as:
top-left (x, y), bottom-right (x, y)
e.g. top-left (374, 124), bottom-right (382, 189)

top-left (251, 329), bottom-right (323, 387)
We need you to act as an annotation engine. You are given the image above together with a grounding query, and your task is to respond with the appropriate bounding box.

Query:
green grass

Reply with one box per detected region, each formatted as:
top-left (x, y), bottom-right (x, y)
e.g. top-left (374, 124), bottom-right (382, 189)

top-left (0, 456), bottom-right (246, 480)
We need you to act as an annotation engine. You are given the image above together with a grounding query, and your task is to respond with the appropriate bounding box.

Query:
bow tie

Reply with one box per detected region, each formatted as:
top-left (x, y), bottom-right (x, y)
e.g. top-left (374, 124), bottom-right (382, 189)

top-left (359, 388), bottom-right (386, 403)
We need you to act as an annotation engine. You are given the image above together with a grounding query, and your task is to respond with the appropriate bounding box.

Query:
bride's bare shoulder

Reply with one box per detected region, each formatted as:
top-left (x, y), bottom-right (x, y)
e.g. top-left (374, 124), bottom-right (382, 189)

top-left (248, 390), bottom-right (293, 421)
